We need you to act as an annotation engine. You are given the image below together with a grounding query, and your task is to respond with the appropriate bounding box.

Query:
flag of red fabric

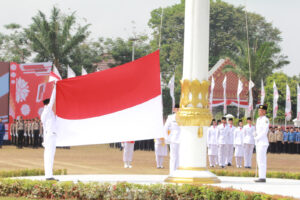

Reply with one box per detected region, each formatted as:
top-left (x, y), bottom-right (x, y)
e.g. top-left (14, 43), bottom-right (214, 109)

top-left (55, 50), bottom-right (164, 146)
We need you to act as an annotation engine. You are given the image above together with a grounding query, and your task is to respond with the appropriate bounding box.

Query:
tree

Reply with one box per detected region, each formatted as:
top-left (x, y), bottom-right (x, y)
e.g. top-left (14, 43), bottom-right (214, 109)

top-left (103, 34), bottom-right (151, 67)
top-left (148, 0), bottom-right (286, 86)
top-left (67, 38), bottom-right (105, 76)
top-left (264, 72), bottom-right (298, 124)
top-left (223, 41), bottom-right (289, 105)
top-left (148, 0), bottom-right (288, 116)
top-left (0, 23), bottom-right (31, 62)
top-left (25, 7), bottom-right (90, 77)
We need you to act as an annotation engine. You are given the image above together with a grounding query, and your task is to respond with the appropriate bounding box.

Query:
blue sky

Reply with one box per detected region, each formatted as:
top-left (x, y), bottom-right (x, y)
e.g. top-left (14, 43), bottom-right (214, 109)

top-left (0, 0), bottom-right (298, 76)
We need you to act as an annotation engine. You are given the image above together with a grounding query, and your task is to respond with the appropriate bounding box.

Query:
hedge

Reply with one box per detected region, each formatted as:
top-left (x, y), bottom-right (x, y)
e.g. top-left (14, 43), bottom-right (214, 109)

top-left (210, 170), bottom-right (300, 180)
top-left (0, 169), bottom-right (67, 178)
top-left (0, 179), bottom-right (295, 200)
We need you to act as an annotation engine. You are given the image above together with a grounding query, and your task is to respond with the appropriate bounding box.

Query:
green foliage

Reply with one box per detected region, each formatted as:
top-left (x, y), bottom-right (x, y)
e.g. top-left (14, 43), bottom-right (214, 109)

top-left (0, 24), bottom-right (31, 63)
top-left (264, 72), bottom-right (299, 124)
top-left (0, 179), bottom-right (294, 199)
top-left (103, 34), bottom-right (151, 67)
top-left (0, 169), bottom-right (67, 178)
top-left (25, 6), bottom-right (90, 77)
top-left (148, 0), bottom-right (286, 87)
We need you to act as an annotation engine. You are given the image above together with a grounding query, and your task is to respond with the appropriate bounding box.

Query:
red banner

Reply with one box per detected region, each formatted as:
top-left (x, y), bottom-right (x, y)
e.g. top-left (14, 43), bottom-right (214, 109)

top-left (9, 62), bottom-right (53, 121)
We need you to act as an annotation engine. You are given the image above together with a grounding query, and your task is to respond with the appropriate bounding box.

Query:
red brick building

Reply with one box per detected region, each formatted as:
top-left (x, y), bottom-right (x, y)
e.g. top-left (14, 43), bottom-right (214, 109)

top-left (208, 58), bottom-right (249, 109)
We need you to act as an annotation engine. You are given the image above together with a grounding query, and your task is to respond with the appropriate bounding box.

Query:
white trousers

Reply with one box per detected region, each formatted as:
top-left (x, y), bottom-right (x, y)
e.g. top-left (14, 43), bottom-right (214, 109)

top-left (225, 144), bottom-right (234, 164)
top-left (244, 144), bottom-right (254, 167)
top-left (235, 157), bottom-right (243, 167)
top-left (218, 144), bottom-right (226, 166)
top-left (170, 143), bottom-right (180, 174)
top-left (256, 145), bottom-right (268, 179)
top-left (208, 155), bottom-right (218, 167)
top-left (123, 143), bottom-right (134, 162)
top-left (156, 155), bottom-right (164, 168)
top-left (44, 133), bottom-right (56, 178)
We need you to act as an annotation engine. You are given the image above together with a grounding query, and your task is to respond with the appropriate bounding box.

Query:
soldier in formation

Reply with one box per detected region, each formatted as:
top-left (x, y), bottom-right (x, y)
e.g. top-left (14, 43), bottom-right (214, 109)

top-left (10, 118), bottom-right (43, 148)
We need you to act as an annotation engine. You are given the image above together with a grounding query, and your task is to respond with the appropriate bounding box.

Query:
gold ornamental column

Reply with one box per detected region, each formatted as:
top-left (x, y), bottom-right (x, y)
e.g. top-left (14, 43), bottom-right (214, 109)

top-left (164, 0), bottom-right (220, 184)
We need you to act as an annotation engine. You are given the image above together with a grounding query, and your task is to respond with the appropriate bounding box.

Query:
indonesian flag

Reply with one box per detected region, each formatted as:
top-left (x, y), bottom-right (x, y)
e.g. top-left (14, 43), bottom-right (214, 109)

top-left (273, 81), bottom-right (279, 119)
top-left (285, 84), bottom-right (291, 121)
top-left (297, 84), bottom-right (300, 120)
top-left (82, 67), bottom-right (88, 76)
top-left (49, 66), bottom-right (62, 82)
top-left (237, 78), bottom-right (243, 117)
top-left (261, 79), bottom-right (265, 105)
top-left (210, 76), bottom-right (215, 112)
top-left (55, 51), bottom-right (164, 146)
top-left (223, 76), bottom-right (227, 114)
top-left (248, 80), bottom-right (255, 115)
top-left (168, 74), bottom-right (175, 110)
top-left (67, 66), bottom-right (76, 78)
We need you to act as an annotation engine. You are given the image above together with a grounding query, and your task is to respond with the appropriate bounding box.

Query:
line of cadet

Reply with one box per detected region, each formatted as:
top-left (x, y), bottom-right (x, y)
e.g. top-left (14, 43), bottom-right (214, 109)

top-left (207, 117), bottom-right (256, 169)
top-left (268, 126), bottom-right (300, 154)
top-left (9, 116), bottom-right (43, 149)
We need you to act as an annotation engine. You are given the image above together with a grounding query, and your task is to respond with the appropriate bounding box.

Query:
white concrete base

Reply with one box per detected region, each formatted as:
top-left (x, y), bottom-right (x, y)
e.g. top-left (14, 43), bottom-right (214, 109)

top-left (15, 175), bottom-right (300, 199)
top-left (165, 169), bottom-right (220, 184)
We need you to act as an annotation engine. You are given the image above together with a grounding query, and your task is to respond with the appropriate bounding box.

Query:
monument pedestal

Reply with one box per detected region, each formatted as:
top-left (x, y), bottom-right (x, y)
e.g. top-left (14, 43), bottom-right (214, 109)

top-left (164, 126), bottom-right (220, 184)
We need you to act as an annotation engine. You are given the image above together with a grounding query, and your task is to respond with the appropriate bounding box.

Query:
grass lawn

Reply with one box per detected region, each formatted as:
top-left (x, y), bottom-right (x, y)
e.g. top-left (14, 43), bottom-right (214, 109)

top-left (0, 144), bottom-right (300, 174)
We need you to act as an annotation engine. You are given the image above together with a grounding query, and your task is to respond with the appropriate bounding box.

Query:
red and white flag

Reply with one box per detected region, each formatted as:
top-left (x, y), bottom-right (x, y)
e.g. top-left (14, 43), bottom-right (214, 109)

top-left (67, 66), bottom-right (76, 78)
top-left (248, 80), bottom-right (255, 115)
top-left (297, 84), bottom-right (300, 120)
top-left (273, 81), bottom-right (279, 119)
top-left (237, 78), bottom-right (243, 118)
top-left (261, 79), bottom-right (265, 105)
top-left (81, 67), bottom-right (88, 76)
top-left (285, 84), bottom-right (291, 121)
top-left (210, 76), bottom-right (215, 112)
top-left (54, 51), bottom-right (164, 146)
top-left (49, 66), bottom-right (62, 82)
top-left (222, 76), bottom-right (227, 114)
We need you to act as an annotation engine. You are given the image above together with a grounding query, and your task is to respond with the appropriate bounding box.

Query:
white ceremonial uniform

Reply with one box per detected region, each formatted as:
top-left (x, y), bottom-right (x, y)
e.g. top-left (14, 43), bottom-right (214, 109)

top-left (226, 124), bottom-right (235, 165)
top-left (123, 141), bottom-right (135, 168)
top-left (217, 123), bottom-right (229, 167)
top-left (164, 114), bottom-right (180, 175)
top-left (243, 124), bottom-right (255, 168)
top-left (154, 138), bottom-right (168, 168)
top-left (255, 116), bottom-right (269, 179)
top-left (41, 86), bottom-right (57, 179)
top-left (233, 127), bottom-right (244, 168)
top-left (206, 125), bottom-right (218, 167)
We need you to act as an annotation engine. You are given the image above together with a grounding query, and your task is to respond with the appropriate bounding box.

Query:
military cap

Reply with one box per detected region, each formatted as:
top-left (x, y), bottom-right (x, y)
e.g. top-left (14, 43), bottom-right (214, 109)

top-left (258, 104), bottom-right (268, 110)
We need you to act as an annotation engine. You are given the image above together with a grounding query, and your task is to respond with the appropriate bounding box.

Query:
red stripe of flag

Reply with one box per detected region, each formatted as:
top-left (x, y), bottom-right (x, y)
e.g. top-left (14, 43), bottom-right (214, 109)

top-left (56, 50), bottom-right (161, 120)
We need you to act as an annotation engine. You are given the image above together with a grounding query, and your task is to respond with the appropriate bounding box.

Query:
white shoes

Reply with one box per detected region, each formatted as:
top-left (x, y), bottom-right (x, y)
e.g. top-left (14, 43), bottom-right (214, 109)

top-left (124, 162), bottom-right (132, 168)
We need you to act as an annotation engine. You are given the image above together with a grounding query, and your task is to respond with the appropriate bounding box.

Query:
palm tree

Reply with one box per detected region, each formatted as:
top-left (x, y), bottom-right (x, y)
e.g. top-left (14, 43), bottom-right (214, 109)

top-left (223, 40), bottom-right (289, 104)
top-left (25, 7), bottom-right (90, 77)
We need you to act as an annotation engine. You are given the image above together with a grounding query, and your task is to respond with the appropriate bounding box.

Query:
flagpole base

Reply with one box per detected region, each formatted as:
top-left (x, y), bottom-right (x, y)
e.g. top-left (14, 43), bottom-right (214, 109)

top-left (164, 169), bottom-right (220, 184)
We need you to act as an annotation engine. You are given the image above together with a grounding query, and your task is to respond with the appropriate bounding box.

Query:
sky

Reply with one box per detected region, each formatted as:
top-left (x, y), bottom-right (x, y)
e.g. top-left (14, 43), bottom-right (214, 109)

top-left (0, 0), bottom-right (299, 76)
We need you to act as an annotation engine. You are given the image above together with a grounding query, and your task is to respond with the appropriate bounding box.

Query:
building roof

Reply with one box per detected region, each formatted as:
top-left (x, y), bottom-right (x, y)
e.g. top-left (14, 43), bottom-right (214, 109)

top-left (208, 58), bottom-right (249, 102)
